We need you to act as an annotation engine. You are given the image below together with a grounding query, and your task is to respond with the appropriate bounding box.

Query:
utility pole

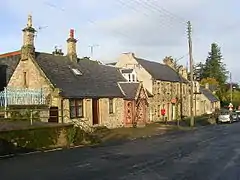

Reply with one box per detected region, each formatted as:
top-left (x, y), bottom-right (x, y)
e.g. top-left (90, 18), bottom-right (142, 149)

top-left (230, 72), bottom-right (233, 103)
top-left (89, 44), bottom-right (99, 59)
top-left (187, 21), bottom-right (195, 127)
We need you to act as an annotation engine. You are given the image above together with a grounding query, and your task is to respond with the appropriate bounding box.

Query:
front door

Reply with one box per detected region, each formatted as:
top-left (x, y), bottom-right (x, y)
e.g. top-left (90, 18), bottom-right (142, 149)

top-left (92, 99), bottom-right (99, 125)
top-left (125, 101), bottom-right (134, 126)
top-left (136, 100), bottom-right (146, 125)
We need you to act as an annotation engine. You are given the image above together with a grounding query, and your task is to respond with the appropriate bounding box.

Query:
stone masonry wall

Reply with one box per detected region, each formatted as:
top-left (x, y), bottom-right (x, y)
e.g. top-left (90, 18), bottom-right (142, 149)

top-left (98, 98), bottom-right (124, 129)
top-left (8, 57), bottom-right (53, 100)
top-left (62, 98), bottom-right (125, 129)
top-left (149, 80), bottom-right (190, 122)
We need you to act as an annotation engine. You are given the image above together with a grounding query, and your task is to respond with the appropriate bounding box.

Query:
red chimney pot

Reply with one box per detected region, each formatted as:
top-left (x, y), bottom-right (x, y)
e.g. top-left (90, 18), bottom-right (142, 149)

top-left (70, 29), bottom-right (74, 38)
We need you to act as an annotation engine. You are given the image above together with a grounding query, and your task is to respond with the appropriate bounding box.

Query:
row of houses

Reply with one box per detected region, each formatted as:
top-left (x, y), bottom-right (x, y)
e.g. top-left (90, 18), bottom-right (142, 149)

top-left (0, 15), bottom-right (220, 128)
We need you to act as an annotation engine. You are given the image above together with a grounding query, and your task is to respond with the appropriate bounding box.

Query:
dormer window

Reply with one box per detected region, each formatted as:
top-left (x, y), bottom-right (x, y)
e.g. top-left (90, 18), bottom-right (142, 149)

top-left (132, 74), bottom-right (135, 82)
top-left (72, 68), bottom-right (82, 75)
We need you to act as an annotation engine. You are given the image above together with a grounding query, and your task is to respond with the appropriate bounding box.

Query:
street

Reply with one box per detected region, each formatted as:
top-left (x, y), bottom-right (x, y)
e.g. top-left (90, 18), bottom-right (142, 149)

top-left (1, 123), bottom-right (240, 180)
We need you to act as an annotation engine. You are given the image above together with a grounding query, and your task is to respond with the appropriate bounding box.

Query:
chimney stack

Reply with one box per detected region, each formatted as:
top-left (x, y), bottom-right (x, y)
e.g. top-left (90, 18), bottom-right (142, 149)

top-left (21, 14), bottom-right (36, 60)
top-left (163, 56), bottom-right (174, 69)
top-left (67, 29), bottom-right (77, 62)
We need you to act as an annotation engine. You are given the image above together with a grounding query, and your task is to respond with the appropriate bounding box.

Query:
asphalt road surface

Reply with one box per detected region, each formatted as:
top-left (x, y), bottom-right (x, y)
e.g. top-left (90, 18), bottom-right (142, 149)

top-left (1, 123), bottom-right (240, 180)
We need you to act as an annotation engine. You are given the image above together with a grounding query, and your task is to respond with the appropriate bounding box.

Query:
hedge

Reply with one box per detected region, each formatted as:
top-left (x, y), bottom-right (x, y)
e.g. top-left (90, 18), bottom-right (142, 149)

top-left (0, 125), bottom-right (100, 156)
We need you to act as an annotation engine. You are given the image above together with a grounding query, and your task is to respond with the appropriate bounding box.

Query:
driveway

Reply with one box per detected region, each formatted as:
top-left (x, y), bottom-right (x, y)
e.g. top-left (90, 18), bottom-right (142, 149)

top-left (1, 123), bottom-right (240, 180)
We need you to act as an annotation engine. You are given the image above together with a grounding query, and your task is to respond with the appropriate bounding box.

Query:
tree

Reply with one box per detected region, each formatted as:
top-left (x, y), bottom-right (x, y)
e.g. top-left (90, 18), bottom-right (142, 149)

top-left (200, 77), bottom-right (219, 86)
top-left (202, 43), bottom-right (228, 85)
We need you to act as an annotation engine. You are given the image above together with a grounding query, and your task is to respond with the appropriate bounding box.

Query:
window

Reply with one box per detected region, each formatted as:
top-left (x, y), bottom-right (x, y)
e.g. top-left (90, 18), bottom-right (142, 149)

top-left (69, 99), bottom-right (83, 118)
top-left (128, 74), bottom-right (131, 82)
top-left (109, 98), bottom-right (114, 114)
top-left (132, 74), bottom-right (135, 82)
top-left (23, 72), bottom-right (27, 88)
top-left (72, 68), bottom-right (82, 75)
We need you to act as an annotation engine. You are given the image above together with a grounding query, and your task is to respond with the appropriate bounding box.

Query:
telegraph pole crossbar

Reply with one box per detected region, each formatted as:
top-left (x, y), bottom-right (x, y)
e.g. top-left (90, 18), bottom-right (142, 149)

top-left (187, 21), bottom-right (195, 127)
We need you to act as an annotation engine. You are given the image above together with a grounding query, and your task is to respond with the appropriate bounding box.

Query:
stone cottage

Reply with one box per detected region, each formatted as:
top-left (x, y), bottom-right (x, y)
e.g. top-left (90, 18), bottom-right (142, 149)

top-left (193, 82), bottom-right (220, 116)
top-left (118, 82), bottom-right (149, 127)
top-left (2, 15), bottom-right (149, 129)
top-left (114, 53), bottom-right (190, 122)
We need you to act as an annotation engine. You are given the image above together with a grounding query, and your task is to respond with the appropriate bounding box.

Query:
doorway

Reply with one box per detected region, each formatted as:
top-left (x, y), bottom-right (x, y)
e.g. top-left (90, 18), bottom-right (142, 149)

top-left (49, 106), bottom-right (59, 123)
top-left (92, 99), bottom-right (99, 125)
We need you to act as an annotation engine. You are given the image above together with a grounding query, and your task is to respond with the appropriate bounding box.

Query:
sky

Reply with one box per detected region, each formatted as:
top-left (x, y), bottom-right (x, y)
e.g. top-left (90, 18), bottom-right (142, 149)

top-left (0, 0), bottom-right (240, 82)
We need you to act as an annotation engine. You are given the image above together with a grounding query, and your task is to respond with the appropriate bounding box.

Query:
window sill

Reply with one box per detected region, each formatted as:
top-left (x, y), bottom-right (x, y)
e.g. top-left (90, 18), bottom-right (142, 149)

top-left (70, 117), bottom-right (84, 119)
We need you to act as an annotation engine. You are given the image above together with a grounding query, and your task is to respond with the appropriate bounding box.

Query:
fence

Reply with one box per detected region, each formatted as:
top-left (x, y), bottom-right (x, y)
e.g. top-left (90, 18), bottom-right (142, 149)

top-left (0, 108), bottom-right (94, 132)
top-left (0, 87), bottom-right (46, 107)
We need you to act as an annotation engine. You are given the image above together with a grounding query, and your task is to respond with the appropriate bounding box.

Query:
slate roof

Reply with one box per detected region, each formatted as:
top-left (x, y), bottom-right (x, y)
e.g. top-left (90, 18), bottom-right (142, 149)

top-left (0, 51), bottom-right (21, 83)
top-left (121, 69), bottom-right (133, 73)
top-left (200, 86), bottom-right (219, 102)
top-left (209, 84), bottom-right (218, 92)
top-left (106, 62), bottom-right (117, 66)
top-left (119, 82), bottom-right (140, 100)
top-left (135, 58), bottom-right (188, 83)
top-left (34, 52), bottom-right (126, 98)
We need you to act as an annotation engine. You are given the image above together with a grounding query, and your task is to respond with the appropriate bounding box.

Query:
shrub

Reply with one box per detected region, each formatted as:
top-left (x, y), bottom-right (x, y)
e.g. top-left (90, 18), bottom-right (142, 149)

top-left (0, 125), bottom-right (73, 154)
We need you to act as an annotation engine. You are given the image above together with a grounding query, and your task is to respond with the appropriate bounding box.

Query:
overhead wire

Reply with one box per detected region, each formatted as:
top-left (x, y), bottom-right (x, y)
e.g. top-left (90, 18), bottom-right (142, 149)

top-left (115, 0), bottom-right (185, 30)
top-left (43, 1), bottom-right (133, 40)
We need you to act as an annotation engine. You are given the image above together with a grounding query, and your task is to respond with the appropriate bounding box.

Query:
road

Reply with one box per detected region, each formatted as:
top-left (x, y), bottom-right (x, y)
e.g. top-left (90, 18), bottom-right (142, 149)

top-left (1, 123), bottom-right (240, 180)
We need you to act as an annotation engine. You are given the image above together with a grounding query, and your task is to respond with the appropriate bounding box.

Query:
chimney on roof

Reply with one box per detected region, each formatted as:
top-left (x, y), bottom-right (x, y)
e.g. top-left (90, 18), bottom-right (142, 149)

top-left (21, 14), bottom-right (36, 60)
top-left (163, 56), bottom-right (174, 69)
top-left (67, 29), bottom-right (77, 62)
top-left (178, 65), bottom-right (188, 80)
top-left (52, 46), bottom-right (64, 56)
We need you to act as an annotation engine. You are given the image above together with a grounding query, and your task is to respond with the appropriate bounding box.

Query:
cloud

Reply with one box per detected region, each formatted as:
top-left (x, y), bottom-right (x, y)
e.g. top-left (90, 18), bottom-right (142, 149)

top-left (1, 0), bottom-right (240, 81)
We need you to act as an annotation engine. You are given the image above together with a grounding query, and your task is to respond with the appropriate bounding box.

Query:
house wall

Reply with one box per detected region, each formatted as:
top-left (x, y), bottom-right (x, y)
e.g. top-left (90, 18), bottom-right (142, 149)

top-left (7, 57), bottom-right (54, 103)
top-left (98, 98), bottom-right (124, 128)
top-left (62, 97), bottom-right (125, 129)
top-left (62, 98), bottom-right (93, 129)
top-left (116, 53), bottom-right (153, 94)
top-left (150, 80), bottom-right (190, 121)
top-left (194, 94), bottom-right (220, 116)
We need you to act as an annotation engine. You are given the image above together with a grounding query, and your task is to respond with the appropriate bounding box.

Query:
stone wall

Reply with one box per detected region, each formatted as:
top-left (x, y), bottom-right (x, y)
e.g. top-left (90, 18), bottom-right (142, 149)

top-left (62, 97), bottom-right (125, 129)
top-left (149, 80), bottom-right (190, 121)
top-left (98, 98), bottom-right (124, 129)
top-left (8, 57), bottom-right (54, 102)
top-left (194, 93), bottom-right (220, 116)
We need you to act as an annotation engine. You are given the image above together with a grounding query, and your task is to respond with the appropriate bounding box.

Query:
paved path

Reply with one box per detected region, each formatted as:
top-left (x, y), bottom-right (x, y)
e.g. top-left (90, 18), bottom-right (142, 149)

top-left (1, 123), bottom-right (240, 180)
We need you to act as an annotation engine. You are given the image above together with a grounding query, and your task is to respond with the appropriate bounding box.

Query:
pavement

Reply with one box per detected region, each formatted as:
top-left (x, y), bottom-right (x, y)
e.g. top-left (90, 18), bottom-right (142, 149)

top-left (1, 123), bottom-right (240, 180)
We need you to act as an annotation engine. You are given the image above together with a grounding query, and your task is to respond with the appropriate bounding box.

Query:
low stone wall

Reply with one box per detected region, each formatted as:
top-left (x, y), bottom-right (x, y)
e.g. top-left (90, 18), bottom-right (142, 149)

top-left (0, 124), bottom-right (73, 156)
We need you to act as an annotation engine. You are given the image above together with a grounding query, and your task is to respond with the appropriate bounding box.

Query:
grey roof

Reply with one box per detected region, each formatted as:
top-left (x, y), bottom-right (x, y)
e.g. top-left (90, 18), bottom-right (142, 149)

top-left (209, 84), bottom-right (218, 92)
top-left (119, 82), bottom-right (140, 100)
top-left (135, 58), bottom-right (188, 83)
top-left (0, 52), bottom-right (20, 83)
top-left (200, 86), bottom-right (219, 102)
top-left (121, 69), bottom-right (133, 73)
top-left (35, 52), bottom-right (126, 98)
top-left (106, 62), bottom-right (117, 66)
